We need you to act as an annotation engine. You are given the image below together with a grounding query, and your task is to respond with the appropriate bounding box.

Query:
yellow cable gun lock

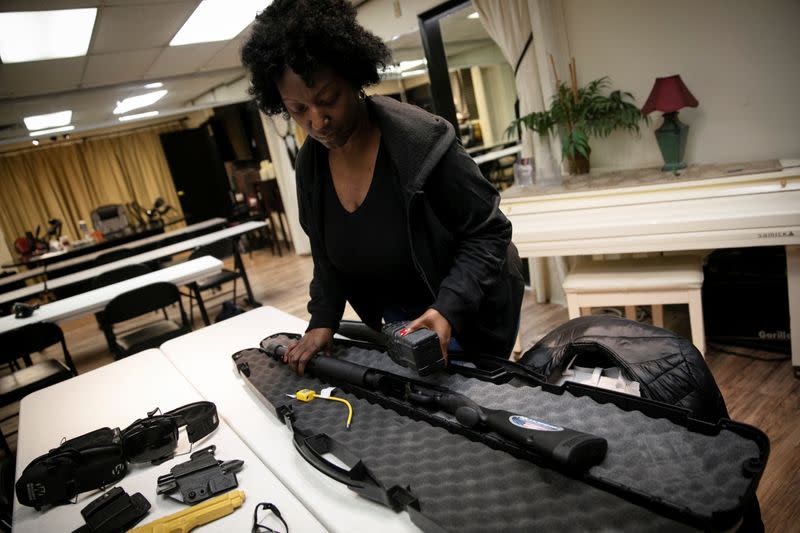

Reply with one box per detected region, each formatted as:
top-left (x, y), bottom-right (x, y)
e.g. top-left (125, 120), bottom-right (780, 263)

top-left (286, 387), bottom-right (353, 430)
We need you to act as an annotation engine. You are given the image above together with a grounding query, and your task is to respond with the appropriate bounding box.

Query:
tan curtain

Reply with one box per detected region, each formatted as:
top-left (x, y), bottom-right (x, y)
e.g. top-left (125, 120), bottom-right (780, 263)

top-left (0, 124), bottom-right (184, 256)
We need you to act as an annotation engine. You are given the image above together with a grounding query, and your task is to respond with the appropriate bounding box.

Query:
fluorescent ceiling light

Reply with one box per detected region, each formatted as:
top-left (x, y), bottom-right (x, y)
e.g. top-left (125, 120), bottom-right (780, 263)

top-left (401, 69), bottom-right (427, 78)
top-left (399, 59), bottom-right (426, 71)
top-left (468, 12), bottom-right (480, 19)
top-left (170, 0), bottom-right (266, 46)
top-left (144, 82), bottom-right (163, 89)
top-left (113, 90), bottom-right (168, 115)
top-left (29, 125), bottom-right (75, 137)
top-left (24, 110), bottom-right (73, 131)
top-left (0, 8), bottom-right (97, 63)
top-left (119, 111), bottom-right (159, 122)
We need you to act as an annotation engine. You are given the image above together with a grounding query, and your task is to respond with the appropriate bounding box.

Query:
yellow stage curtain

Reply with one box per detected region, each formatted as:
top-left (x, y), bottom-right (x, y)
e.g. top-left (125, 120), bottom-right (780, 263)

top-left (0, 124), bottom-right (184, 256)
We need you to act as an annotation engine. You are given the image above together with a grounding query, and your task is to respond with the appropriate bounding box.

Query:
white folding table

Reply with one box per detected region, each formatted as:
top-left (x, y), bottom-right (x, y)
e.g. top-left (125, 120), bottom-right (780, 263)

top-left (472, 144), bottom-right (522, 165)
top-left (0, 218), bottom-right (226, 292)
top-left (0, 256), bottom-right (222, 335)
top-left (0, 220), bottom-right (266, 309)
top-left (160, 306), bottom-right (422, 533)
top-left (13, 349), bottom-right (326, 533)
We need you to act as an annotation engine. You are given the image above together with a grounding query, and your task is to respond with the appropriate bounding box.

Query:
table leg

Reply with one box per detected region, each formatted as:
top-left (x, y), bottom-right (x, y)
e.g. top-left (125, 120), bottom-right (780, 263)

top-left (787, 245), bottom-right (799, 377)
top-left (531, 258), bottom-right (547, 303)
top-left (234, 238), bottom-right (261, 308)
top-left (190, 282), bottom-right (211, 326)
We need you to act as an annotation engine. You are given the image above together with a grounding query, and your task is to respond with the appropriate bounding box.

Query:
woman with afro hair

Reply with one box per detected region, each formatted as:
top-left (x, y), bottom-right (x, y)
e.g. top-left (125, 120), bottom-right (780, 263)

top-left (242, 0), bottom-right (524, 375)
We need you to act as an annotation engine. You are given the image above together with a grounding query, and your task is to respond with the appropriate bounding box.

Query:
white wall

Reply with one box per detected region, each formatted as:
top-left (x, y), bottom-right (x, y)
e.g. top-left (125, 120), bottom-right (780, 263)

top-left (562, 0), bottom-right (800, 169)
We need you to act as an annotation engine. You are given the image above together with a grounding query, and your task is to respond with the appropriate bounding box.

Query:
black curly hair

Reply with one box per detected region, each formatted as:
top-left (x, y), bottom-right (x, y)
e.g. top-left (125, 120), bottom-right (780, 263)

top-left (241, 0), bottom-right (391, 116)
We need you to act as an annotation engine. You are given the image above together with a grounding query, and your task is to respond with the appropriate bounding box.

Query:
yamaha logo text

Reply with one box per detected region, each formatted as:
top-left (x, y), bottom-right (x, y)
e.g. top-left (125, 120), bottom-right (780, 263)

top-left (757, 231), bottom-right (795, 239)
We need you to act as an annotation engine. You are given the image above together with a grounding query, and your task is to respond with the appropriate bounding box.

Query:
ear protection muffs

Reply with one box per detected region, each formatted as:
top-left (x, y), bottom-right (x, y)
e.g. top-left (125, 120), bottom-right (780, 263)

top-left (121, 416), bottom-right (179, 465)
top-left (121, 401), bottom-right (219, 465)
top-left (164, 401), bottom-right (219, 444)
top-left (16, 402), bottom-right (219, 509)
top-left (16, 428), bottom-right (127, 509)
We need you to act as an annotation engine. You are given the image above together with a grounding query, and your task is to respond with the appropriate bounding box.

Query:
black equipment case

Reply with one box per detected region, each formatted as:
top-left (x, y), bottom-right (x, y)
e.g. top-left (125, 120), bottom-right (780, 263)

top-left (233, 333), bottom-right (768, 532)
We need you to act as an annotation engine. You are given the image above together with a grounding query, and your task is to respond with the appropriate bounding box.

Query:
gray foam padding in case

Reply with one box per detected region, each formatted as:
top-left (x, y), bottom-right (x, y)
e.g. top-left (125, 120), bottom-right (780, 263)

top-left (334, 344), bottom-right (762, 521)
top-left (237, 343), bottom-right (702, 532)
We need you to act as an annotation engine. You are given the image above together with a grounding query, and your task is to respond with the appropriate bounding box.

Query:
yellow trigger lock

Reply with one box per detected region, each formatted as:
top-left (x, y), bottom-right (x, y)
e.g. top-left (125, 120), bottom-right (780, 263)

top-left (286, 388), bottom-right (353, 430)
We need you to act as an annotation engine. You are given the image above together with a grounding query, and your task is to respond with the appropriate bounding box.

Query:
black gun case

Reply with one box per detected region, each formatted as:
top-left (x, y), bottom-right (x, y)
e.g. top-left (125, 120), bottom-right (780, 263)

top-left (233, 333), bottom-right (768, 532)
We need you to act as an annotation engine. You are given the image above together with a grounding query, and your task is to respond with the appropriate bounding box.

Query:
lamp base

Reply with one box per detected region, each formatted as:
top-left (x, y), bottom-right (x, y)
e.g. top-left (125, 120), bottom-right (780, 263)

top-left (655, 112), bottom-right (689, 172)
top-left (661, 161), bottom-right (687, 172)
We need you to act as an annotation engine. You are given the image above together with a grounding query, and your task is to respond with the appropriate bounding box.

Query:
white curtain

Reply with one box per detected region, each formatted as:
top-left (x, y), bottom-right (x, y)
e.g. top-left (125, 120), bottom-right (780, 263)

top-left (259, 112), bottom-right (311, 255)
top-left (528, 0), bottom-right (572, 170)
top-left (473, 0), bottom-right (569, 177)
top-left (473, 0), bottom-right (570, 304)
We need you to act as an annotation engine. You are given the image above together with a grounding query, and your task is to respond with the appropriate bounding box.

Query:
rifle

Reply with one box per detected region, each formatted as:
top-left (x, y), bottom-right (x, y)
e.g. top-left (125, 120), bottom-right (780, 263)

top-left (261, 340), bottom-right (607, 471)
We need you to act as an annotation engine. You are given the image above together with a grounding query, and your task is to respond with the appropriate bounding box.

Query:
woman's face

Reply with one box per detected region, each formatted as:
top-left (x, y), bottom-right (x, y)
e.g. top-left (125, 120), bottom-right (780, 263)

top-left (276, 67), bottom-right (362, 150)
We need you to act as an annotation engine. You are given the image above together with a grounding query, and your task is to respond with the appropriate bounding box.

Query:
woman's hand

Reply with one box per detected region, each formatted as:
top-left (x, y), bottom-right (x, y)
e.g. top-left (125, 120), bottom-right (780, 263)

top-left (404, 308), bottom-right (452, 363)
top-left (284, 327), bottom-right (334, 376)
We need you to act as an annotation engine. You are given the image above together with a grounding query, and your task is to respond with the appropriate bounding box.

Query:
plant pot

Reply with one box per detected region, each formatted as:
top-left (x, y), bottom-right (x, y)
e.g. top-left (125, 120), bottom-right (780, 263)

top-left (567, 150), bottom-right (591, 175)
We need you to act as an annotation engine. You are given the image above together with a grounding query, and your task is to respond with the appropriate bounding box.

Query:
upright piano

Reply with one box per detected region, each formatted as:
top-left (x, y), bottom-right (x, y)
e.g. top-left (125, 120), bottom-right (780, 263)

top-left (499, 159), bottom-right (800, 372)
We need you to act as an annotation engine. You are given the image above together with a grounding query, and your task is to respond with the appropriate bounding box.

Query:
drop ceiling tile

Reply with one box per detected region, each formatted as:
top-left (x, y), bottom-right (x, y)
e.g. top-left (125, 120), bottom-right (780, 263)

top-left (145, 42), bottom-right (226, 78)
top-left (82, 49), bottom-right (162, 87)
top-left (0, 88), bottom-right (109, 142)
top-left (0, 57), bottom-right (86, 98)
top-left (67, 87), bottom-right (129, 123)
top-left (0, 1), bottom-right (96, 11)
top-left (202, 36), bottom-right (248, 71)
top-left (91, 1), bottom-right (197, 54)
top-left (170, 72), bottom-right (245, 101)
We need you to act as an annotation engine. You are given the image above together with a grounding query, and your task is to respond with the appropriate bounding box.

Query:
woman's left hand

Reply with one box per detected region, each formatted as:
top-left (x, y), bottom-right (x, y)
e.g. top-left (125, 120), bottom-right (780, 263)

top-left (404, 308), bottom-right (452, 363)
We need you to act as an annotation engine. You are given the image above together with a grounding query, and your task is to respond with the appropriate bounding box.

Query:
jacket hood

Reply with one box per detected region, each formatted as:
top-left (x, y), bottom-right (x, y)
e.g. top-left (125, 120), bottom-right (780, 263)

top-left (367, 95), bottom-right (456, 194)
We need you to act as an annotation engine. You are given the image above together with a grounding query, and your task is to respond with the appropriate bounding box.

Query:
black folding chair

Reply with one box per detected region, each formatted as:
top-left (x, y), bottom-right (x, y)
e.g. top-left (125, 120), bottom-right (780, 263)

top-left (91, 264), bottom-right (165, 344)
top-left (100, 282), bottom-right (192, 360)
top-left (255, 179), bottom-right (292, 255)
top-left (94, 248), bottom-right (134, 266)
top-left (184, 239), bottom-right (244, 325)
top-left (0, 322), bottom-right (77, 454)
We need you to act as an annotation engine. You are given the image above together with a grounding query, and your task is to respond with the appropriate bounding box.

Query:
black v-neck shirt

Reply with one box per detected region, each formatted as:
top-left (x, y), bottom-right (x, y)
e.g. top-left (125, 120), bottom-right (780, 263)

top-left (321, 140), bottom-right (432, 307)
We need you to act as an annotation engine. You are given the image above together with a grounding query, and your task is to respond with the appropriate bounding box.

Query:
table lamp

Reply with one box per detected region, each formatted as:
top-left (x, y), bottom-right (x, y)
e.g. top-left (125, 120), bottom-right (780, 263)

top-left (641, 75), bottom-right (699, 171)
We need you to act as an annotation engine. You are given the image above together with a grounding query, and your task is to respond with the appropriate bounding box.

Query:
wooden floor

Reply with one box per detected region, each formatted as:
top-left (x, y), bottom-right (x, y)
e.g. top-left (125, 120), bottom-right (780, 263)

top-left (4, 247), bottom-right (798, 531)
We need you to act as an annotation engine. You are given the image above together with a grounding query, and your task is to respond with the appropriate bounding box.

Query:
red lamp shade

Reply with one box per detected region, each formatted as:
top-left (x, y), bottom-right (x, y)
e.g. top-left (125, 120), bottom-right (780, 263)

top-left (641, 75), bottom-right (699, 115)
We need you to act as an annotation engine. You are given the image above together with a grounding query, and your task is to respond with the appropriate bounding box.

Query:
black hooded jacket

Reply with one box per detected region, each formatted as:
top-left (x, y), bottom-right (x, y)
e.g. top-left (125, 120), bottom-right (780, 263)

top-left (295, 95), bottom-right (525, 357)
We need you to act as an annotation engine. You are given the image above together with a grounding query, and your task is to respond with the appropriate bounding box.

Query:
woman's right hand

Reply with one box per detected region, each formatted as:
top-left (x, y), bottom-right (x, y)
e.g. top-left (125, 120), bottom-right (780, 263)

top-left (283, 327), bottom-right (334, 376)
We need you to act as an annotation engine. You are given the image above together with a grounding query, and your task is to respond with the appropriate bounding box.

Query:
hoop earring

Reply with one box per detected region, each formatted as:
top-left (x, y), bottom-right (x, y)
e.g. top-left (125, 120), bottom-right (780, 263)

top-left (358, 89), bottom-right (366, 101)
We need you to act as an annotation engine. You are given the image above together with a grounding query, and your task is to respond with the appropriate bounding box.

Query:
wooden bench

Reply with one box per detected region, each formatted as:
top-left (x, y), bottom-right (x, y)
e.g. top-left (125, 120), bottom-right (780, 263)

top-left (562, 255), bottom-right (706, 354)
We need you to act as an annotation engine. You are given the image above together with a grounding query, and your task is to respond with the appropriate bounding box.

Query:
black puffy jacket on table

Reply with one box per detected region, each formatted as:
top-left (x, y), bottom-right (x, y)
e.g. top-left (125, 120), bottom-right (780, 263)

top-left (520, 315), bottom-right (728, 423)
top-left (520, 315), bottom-right (764, 531)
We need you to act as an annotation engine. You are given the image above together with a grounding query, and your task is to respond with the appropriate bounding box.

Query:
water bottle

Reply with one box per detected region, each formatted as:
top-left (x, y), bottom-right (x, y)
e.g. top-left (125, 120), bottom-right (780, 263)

top-left (79, 220), bottom-right (91, 241)
top-left (513, 158), bottom-right (534, 188)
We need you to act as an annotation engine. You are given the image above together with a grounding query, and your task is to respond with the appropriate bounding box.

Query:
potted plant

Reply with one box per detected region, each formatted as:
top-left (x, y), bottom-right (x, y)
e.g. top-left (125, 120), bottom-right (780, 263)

top-left (511, 59), bottom-right (648, 175)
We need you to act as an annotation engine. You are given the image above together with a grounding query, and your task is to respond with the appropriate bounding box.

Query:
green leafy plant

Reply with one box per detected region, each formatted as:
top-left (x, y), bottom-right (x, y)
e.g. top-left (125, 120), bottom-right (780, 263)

top-left (509, 62), bottom-right (648, 174)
